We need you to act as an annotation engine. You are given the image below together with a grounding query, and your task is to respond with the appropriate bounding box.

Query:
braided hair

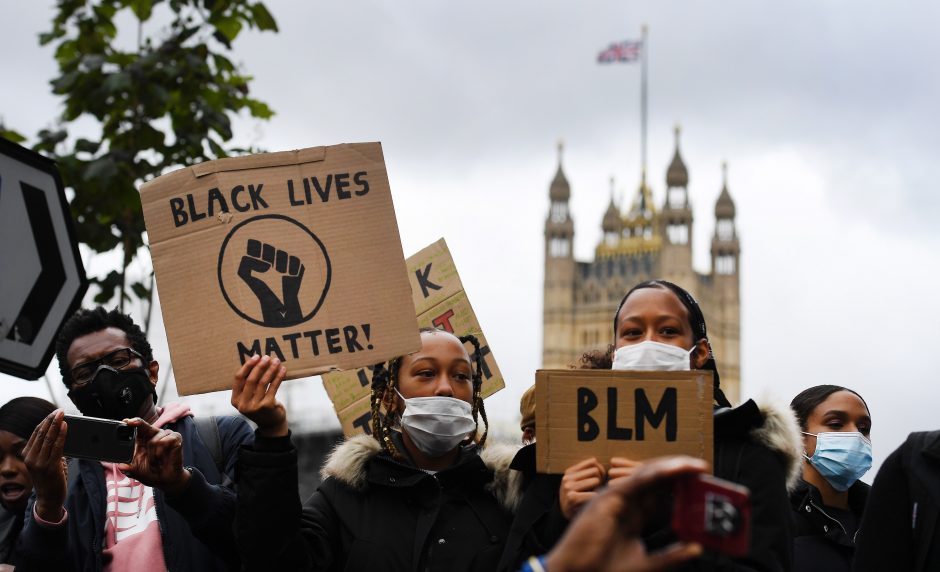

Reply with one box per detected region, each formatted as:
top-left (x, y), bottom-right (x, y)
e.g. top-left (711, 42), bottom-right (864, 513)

top-left (579, 279), bottom-right (732, 408)
top-left (369, 327), bottom-right (489, 461)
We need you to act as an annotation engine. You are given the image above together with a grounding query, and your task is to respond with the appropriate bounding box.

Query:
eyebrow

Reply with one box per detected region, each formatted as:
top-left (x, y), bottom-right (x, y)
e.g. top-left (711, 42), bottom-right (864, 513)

top-left (822, 410), bottom-right (872, 423)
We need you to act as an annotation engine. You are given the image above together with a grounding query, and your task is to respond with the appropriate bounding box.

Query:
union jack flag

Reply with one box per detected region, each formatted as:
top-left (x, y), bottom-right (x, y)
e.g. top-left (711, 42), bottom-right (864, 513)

top-left (597, 40), bottom-right (643, 63)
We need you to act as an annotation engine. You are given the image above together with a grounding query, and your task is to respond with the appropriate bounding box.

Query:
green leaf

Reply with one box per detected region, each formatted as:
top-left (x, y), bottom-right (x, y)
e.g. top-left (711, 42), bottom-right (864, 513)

top-left (131, 281), bottom-right (151, 300)
top-left (75, 138), bottom-right (101, 153)
top-left (101, 72), bottom-right (132, 94)
top-left (38, 31), bottom-right (59, 46)
top-left (84, 156), bottom-right (118, 182)
top-left (250, 3), bottom-right (278, 32)
top-left (129, 0), bottom-right (154, 21)
top-left (246, 99), bottom-right (274, 119)
top-left (213, 16), bottom-right (243, 42)
top-left (0, 128), bottom-right (26, 144)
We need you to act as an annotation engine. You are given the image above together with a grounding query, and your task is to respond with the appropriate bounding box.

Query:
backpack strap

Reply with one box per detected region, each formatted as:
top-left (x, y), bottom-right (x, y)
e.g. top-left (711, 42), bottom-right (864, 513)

top-left (192, 415), bottom-right (232, 488)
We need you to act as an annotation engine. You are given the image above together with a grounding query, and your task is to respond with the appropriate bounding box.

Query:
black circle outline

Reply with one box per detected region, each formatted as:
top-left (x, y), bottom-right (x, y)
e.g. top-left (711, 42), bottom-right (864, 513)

top-left (217, 214), bottom-right (332, 328)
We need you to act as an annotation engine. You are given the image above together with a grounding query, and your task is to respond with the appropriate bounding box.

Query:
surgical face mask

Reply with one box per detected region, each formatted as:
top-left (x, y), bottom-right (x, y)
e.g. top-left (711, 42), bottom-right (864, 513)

top-left (68, 366), bottom-right (155, 420)
top-left (612, 341), bottom-right (695, 371)
top-left (803, 431), bottom-right (872, 492)
top-left (396, 391), bottom-right (476, 457)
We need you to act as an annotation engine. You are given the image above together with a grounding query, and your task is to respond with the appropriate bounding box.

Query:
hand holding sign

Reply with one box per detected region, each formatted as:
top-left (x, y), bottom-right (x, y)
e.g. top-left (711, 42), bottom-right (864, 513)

top-left (231, 354), bottom-right (288, 438)
top-left (238, 239), bottom-right (305, 327)
top-left (559, 457), bottom-right (607, 519)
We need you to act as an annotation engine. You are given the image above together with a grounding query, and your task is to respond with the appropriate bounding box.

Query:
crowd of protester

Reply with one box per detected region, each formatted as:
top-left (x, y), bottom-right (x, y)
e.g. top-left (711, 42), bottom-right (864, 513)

top-left (0, 279), bottom-right (933, 571)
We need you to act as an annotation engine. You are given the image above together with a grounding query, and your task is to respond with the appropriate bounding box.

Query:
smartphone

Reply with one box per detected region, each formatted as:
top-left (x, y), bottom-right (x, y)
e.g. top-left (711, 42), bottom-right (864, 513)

top-left (671, 473), bottom-right (751, 558)
top-left (63, 415), bottom-right (137, 464)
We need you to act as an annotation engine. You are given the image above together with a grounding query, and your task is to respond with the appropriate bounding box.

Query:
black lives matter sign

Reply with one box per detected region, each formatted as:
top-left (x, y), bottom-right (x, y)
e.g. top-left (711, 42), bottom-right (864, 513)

top-left (140, 143), bottom-right (419, 395)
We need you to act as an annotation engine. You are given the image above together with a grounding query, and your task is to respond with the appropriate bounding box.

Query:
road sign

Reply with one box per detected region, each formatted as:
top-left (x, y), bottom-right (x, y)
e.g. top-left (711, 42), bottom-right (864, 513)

top-left (0, 137), bottom-right (88, 380)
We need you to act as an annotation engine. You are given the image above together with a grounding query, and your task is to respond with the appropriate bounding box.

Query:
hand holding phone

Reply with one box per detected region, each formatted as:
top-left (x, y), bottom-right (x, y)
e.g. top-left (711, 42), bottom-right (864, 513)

top-left (672, 473), bottom-right (751, 558)
top-left (63, 415), bottom-right (136, 464)
top-left (23, 409), bottom-right (69, 522)
top-left (118, 418), bottom-right (191, 497)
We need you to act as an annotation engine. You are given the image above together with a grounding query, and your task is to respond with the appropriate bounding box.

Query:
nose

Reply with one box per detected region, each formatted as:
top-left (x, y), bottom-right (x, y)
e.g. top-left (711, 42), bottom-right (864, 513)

top-left (433, 376), bottom-right (455, 398)
top-left (0, 457), bottom-right (19, 478)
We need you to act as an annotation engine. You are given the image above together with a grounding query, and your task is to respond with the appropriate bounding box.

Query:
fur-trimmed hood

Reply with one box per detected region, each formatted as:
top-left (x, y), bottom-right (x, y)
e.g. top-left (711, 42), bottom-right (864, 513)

top-left (320, 434), bottom-right (524, 513)
top-left (747, 399), bottom-right (804, 491)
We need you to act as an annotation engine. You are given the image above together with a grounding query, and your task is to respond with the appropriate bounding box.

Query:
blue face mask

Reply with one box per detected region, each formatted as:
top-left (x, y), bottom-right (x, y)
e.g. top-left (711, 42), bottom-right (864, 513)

top-left (802, 431), bottom-right (872, 492)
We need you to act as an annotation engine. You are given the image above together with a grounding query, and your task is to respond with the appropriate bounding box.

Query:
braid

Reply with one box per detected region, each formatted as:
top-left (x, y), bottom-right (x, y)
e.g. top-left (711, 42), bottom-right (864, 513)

top-left (369, 358), bottom-right (406, 461)
top-left (459, 334), bottom-right (488, 449)
top-left (369, 363), bottom-right (389, 443)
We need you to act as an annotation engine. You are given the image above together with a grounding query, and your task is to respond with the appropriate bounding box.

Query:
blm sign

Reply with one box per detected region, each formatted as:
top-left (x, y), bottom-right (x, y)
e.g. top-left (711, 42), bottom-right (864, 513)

top-left (140, 143), bottom-right (420, 395)
top-left (322, 238), bottom-right (505, 436)
top-left (535, 369), bottom-right (714, 474)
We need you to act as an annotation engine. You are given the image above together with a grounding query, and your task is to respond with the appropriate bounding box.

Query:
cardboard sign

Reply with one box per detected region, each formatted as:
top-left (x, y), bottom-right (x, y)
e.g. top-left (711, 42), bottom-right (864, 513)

top-left (140, 143), bottom-right (420, 395)
top-left (323, 238), bottom-right (505, 436)
top-left (535, 369), bottom-right (714, 474)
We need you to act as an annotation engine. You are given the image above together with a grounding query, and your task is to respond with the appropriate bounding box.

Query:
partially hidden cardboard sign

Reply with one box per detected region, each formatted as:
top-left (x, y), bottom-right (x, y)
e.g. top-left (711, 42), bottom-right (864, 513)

top-left (140, 143), bottom-right (420, 395)
top-left (535, 369), bottom-right (714, 474)
top-left (323, 238), bottom-right (505, 436)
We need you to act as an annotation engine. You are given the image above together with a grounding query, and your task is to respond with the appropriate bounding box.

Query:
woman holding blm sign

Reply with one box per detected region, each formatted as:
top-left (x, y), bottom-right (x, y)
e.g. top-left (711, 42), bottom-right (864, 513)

top-left (498, 279), bottom-right (803, 572)
top-left (231, 327), bottom-right (522, 571)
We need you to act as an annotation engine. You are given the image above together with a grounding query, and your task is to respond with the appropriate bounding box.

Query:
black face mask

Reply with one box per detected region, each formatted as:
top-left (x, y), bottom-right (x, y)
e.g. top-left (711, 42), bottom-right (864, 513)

top-left (68, 366), bottom-right (155, 420)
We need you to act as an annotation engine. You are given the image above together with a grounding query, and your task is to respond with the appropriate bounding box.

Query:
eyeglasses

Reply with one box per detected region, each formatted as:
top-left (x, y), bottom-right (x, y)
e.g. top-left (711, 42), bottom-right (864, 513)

top-left (69, 348), bottom-right (144, 387)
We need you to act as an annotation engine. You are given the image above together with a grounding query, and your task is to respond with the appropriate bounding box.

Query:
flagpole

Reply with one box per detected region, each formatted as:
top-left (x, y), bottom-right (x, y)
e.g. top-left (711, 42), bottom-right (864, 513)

top-left (640, 24), bottom-right (649, 183)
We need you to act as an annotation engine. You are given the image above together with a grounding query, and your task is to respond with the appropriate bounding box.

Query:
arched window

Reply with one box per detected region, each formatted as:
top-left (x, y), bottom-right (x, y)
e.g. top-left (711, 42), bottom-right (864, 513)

top-left (668, 187), bottom-right (686, 209)
top-left (716, 254), bottom-right (736, 275)
top-left (717, 219), bottom-right (735, 241)
top-left (667, 224), bottom-right (688, 245)
top-left (550, 237), bottom-right (569, 257)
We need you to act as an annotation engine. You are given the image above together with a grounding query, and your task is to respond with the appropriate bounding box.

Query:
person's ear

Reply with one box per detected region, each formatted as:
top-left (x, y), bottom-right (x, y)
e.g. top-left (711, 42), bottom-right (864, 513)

top-left (691, 339), bottom-right (710, 369)
top-left (147, 360), bottom-right (159, 388)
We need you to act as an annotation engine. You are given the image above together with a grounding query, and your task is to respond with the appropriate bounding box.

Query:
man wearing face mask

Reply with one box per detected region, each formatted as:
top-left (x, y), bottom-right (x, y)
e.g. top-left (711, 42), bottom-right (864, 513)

top-left (14, 307), bottom-right (253, 571)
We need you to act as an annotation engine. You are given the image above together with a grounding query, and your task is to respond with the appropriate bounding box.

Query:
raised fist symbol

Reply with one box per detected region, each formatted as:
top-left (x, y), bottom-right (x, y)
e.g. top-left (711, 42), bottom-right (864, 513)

top-left (238, 239), bottom-right (305, 327)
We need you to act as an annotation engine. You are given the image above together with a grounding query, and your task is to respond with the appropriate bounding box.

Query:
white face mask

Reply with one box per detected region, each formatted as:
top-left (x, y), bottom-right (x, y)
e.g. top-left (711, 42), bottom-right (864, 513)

top-left (396, 391), bottom-right (477, 457)
top-left (612, 340), bottom-right (695, 371)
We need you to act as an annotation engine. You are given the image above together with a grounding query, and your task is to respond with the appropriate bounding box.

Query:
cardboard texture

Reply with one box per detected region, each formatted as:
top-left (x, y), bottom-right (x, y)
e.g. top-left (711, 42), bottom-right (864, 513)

top-left (323, 238), bottom-right (505, 436)
top-left (140, 143), bottom-right (420, 395)
top-left (535, 369), bottom-right (714, 474)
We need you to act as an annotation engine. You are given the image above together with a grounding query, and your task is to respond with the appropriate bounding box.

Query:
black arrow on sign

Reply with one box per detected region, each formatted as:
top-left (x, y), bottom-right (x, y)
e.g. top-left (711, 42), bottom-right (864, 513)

top-left (5, 181), bottom-right (67, 345)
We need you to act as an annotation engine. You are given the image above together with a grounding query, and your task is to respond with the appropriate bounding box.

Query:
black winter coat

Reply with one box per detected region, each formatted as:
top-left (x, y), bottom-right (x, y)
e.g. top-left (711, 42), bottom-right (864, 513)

top-left (236, 432), bottom-right (522, 572)
top-left (498, 399), bottom-right (802, 572)
top-left (789, 478), bottom-right (869, 572)
top-left (853, 430), bottom-right (940, 572)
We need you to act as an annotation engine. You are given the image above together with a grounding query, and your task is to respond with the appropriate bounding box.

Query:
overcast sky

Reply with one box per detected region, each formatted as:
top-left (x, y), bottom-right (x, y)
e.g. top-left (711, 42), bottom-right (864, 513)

top-left (2, 0), bottom-right (939, 477)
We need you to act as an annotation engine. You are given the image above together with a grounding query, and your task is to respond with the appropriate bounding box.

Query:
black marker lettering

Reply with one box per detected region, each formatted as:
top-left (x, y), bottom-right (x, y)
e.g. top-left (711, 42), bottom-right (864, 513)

top-left (577, 387), bottom-right (600, 441)
top-left (606, 387), bottom-right (633, 440)
top-left (248, 183), bottom-right (268, 209)
top-left (282, 332), bottom-right (302, 359)
top-left (334, 173), bottom-right (351, 199)
top-left (635, 387), bottom-right (677, 441)
top-left (170, 197), bottom-right (188, 227)
top-left (353, 171), bottom-right (369, 196)
top-left (207, 187), bottom-right (228, 218)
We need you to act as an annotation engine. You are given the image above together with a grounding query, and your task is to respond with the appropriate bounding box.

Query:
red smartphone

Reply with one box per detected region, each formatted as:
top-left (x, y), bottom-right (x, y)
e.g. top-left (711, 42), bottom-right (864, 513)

top-left (671, 473), bottom-right (751, 557)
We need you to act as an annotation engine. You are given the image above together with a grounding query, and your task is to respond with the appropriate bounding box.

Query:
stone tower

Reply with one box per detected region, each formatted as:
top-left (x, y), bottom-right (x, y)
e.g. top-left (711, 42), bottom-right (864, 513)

top-left (542, 142), bottom-right (576, 368)
top-left (540, 129), bottom-right (742, 404)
